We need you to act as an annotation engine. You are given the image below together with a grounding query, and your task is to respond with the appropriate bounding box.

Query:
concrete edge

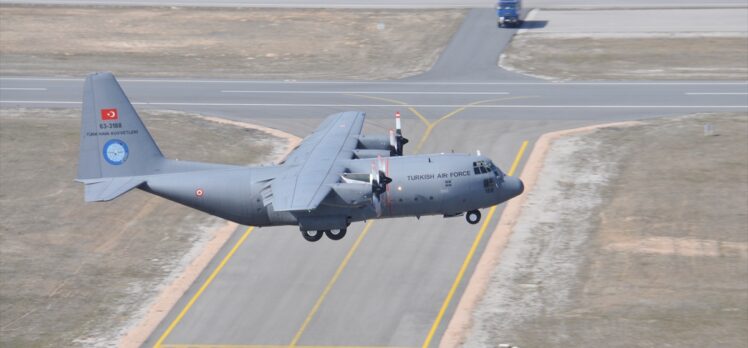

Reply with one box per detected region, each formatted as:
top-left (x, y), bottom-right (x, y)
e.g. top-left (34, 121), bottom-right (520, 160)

top-left (118, 116), bottom-right (301, 348)
top-left (438, 120), bottom-right (643, 348)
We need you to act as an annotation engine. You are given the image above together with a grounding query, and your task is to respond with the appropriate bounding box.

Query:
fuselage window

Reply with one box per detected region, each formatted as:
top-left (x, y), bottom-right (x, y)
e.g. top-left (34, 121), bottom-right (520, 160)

top-left (483, 178), bottom-right (495, 193)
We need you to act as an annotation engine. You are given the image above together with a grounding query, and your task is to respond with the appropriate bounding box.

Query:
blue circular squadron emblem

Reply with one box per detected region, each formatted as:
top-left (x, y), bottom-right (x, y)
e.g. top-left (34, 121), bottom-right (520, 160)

top-left (103, 139), bottom-right (129, 165)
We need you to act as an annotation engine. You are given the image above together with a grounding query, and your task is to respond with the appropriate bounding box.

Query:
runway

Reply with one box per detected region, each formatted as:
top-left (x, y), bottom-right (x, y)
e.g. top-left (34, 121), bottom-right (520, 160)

top-left (1, 5), bottom-right (747, 348)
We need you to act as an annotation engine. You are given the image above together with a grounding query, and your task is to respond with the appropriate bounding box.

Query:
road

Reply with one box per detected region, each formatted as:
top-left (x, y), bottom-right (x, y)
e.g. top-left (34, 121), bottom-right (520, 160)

top-left (1, 6), bottom-right (747, 348)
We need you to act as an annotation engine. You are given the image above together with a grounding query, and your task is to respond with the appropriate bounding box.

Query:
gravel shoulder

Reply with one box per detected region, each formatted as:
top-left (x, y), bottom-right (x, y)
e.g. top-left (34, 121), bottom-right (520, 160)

top-left (0, 5), bottom-right (465, 80)
top-left (0, 108), bottom-right (286, 347)
top-left (463, 113), bottom-right (748, 347)
top-left (501, 9), bottom-right (748, 80)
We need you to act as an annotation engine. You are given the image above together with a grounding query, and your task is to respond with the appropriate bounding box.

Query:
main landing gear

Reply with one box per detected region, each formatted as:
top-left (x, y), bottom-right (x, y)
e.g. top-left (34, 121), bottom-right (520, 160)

top-left (301, 228), bottom-right (347, 242)
top-left (466, 210), bottom-right (481, 225)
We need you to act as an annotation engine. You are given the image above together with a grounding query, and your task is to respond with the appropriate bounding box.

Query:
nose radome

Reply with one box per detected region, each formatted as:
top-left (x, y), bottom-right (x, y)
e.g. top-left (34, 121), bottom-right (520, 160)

top-left (501, 175), bottom-right (524, 201)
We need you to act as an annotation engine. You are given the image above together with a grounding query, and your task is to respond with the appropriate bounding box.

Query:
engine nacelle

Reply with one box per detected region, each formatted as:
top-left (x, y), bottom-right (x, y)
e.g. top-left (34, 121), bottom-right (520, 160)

top-left (356, 112), bottom-right (408, 157)
top-left (329, 182), bottom-right (372, 207)
top-left (358, 135), bottom-right (392, 151)
top-left (353, 149), bottom-right (391, 159)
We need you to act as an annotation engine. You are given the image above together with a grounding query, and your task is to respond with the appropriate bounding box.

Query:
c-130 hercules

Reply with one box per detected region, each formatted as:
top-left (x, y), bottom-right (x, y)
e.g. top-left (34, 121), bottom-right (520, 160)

top-left (77, 73), bottom-right (524, 242)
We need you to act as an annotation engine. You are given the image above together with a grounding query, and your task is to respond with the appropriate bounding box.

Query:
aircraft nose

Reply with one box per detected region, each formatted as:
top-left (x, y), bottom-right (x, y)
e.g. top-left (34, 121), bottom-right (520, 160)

top-left (499, 175), bottom-right (524, 203)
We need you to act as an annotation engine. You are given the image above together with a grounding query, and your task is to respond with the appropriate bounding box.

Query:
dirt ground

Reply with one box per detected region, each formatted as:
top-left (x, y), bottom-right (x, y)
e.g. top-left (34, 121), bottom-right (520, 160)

top-left (0, 5), bottom-right (465, 80)
top-left (0, 108), bottom-right (283, 347)
top-left (464, 113), bottom-right (748, 347)
top-left (501, 34), bottom-right (748, 80)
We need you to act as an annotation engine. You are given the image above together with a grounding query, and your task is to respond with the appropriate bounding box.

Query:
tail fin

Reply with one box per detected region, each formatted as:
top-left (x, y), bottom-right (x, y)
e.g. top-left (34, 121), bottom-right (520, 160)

top-left (77, 72), bottom-right (164, 180)
top-left (76, 72), bottom-right (164, 201)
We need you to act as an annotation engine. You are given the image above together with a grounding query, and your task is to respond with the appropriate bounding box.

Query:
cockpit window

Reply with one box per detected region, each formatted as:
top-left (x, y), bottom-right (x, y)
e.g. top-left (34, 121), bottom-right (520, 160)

top-left (473, 160), bottom-right (492, 175)
top-left (490, 162), bottom-right (505, 183)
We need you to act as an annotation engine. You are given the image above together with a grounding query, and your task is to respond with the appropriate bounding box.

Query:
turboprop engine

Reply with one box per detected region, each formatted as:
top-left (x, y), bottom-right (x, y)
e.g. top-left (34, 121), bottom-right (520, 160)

top-left (354, 112), bottom-right (409, 159)
top-left (336, 156), bottom-right (391, 217)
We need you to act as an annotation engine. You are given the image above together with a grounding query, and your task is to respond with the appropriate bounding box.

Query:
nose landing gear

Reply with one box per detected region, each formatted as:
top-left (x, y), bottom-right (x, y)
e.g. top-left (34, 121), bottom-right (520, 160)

top-left (466, 210), bottom-right (481, 225)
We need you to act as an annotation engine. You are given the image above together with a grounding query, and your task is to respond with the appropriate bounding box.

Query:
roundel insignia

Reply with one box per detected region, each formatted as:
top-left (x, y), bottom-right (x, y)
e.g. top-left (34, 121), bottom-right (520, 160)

top-left (102, 139), bottom-right (129, 165)
top-left (195, 188), bottom-right (204, 198)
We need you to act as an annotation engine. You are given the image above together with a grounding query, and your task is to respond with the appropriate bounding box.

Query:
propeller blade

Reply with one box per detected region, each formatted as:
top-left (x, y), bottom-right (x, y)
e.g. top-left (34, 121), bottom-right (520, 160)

top-left (394, 111), bottom-right (408, 156)
top-left (389, 129), bottom-right (397, 156)
top-left (371, 163), bottom-right (379, 185)
top-left (372, 193), bottom-right (382, 217)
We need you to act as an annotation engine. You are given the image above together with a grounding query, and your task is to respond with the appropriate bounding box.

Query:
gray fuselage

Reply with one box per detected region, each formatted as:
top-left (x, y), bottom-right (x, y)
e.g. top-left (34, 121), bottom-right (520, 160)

top-left (141, 153), bottom-right (524, 231)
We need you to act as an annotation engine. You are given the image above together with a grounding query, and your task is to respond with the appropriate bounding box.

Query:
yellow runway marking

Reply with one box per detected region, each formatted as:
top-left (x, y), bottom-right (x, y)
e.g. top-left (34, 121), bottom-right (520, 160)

top-left (345, 94), bottom-right (432, 129)
top-left (154, 226), bottom-right (255, 348)
top-left (414, 96), bottom-right (534, 153)
top-left (407, 107), bottom-right (431, 127)
top-left (289, 221), bottom-right (375, 346)
top-left (421, 140), bottom-right (528, 348)
top-left (508, 141), bottom-right (529, 176)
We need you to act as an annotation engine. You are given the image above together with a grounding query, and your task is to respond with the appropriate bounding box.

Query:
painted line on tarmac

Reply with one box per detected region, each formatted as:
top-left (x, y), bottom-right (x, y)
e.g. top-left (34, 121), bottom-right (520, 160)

top-left (686, 92), bottom-right (748, 95)
top-left (222, 90), bottom-right (510, 95)
top-left (3, 100), bottom-right (747, 108)
top-left (0, 87), bottom-right (47, 91)
top-left (412, 96), bottom-right (536, 153)
top-left (289, 221), bottom-right (375, 346)
top-left (2, 77), bottom-right (748, 85)
top-left (421, 140), bottom-right (528, 348)
top-left (344, 94), bottom-right (432, 127)
top-left (153, 226), bottom-right (255, 348)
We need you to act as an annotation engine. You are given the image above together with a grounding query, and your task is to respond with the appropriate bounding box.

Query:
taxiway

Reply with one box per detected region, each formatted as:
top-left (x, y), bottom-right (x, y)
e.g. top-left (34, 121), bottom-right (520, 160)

top-left (1, 5), bottom-right (746, 348)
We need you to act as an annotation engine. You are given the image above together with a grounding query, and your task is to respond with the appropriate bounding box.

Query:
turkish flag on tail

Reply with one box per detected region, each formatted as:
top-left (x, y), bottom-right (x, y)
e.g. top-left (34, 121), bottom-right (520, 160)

top-left (101, 108), bottom-right (118, 121)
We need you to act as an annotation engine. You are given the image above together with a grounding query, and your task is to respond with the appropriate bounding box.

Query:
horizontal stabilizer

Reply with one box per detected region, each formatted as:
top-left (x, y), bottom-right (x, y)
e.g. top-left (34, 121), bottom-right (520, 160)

top-left (77, 177), bottom-right (145, 202)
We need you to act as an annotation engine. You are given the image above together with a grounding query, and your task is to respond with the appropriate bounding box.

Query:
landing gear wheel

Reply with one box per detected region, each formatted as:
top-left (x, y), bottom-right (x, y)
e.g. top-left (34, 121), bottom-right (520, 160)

top-left (301, 230), bottom-right (324, 242)
top-left (325, 228), bottom-right (347, 241)
top-left (466, 210), bottom-right (481, 225)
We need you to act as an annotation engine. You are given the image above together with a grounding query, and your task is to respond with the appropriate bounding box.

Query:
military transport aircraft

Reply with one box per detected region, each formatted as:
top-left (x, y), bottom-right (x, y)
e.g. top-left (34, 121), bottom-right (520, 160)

top-left (77, 72), bottom-right (524, 242)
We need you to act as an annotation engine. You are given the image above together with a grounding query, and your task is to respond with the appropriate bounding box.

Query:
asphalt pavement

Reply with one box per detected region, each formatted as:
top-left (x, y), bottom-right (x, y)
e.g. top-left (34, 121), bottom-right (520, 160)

top-left (1, 6), bottom-right (747, 348)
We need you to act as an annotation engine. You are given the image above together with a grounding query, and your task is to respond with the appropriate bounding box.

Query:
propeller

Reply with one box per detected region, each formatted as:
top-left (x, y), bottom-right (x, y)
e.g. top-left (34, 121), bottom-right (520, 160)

top-left (370, 156), bottom-right (392, 217)
top-left (394, 111), bottom-right (409, 156)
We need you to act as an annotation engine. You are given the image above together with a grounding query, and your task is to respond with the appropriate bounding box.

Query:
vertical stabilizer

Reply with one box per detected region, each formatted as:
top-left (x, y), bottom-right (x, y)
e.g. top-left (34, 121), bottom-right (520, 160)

top-left (77, 72), bottom-right (164, 180)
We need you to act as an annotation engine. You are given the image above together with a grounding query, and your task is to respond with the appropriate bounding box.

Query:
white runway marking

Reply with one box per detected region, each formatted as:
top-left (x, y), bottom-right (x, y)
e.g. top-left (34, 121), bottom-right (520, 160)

top-left (686, 92), bottom-right (748, 95)
top-left (0, 87), bottom-right (47, 91)
top-left (2, 100), bottom-right (747, 108)
top-left (221, 90), bottom-right (510, 95)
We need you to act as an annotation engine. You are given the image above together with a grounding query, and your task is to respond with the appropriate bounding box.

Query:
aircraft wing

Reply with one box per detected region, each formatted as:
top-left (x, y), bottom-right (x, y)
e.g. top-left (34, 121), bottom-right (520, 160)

top-left (271, 111), bottom-right (365, 212)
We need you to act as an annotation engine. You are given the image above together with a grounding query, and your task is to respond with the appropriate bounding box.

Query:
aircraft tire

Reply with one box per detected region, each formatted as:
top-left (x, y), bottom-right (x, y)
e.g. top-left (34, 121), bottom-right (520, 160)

top-left (466, 210), bottom-right (481, 225)
top-left (326, 228), bottom-right (347, 241)
top-left (301, 230), bottom-right (324, 242)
